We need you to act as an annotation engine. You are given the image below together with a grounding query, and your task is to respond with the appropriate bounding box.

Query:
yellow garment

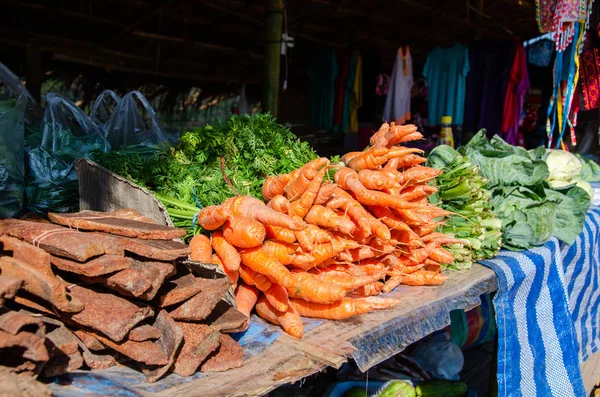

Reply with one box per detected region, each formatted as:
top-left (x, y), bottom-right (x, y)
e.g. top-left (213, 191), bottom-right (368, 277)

top-left (349, 51), bottom-right (363, 133)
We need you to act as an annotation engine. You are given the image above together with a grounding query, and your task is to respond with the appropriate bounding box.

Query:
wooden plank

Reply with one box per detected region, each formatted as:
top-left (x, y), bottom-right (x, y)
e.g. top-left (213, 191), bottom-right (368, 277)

top-left (582, 349), bottom-right (600, 394)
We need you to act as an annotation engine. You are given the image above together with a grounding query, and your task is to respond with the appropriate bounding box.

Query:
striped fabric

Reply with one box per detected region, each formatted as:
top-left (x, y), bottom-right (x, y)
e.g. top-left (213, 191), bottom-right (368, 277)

top-left (478, 206), bottom-right (600, 397)
top-left (562, 207), bottom-right (600, 363)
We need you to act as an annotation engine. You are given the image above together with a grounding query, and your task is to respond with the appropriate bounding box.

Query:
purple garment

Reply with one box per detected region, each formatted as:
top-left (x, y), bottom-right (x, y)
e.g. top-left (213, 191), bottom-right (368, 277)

top-left (464, 40), bottom-right (516, 136)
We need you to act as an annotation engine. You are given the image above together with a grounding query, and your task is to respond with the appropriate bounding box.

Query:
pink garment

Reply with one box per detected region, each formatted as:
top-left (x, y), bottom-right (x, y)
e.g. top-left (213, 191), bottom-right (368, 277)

top-left (501, 44), bottom-right (530, 146)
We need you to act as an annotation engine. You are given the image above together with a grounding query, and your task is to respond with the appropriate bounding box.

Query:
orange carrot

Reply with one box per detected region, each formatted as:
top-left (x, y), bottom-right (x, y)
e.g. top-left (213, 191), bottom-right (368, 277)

top-left (358, 170), bottom-right (400, 190)
top-left (341, 151), bottom-right (365, 165)
top-left (304, 205), bottom-right (355, 235)
top-left (190, 234), bottom-right (213, 263)
top-left (198, 205), bottom-right (231, 230)
top-left (396, 166), bottom-right (442, 185)
top-left (412, 221), bottom-right (446, 236)
top-left (267, 195), bottom-right (290, 213)
top-left (239, 265), bottom-right (272, 292)
top-left (295, 225), bottom-right (332, 251)
top-left (289, 296), bottom-right (399, 320)
top-left (394, 154), bottom-right (427, 169)
top-left (285, 158), bottom-right (329, 200)
top-left (264, 224), bottom-right (297, 244)
top-left (263, 174), bottom-right (292, 201)
top-left (239, 247), bottom-right (296, 288)
top-left (289, 253), bottom-right (318, 271)
top-left (211, 230), bottom-right (241, 272)
top-left (309, 266), bottom-right (386, 291)
top-left (406, 242), bottom-right (439, 265)
top-left (212, 254), bottom-right (238, 288)
top-left (347, 147), bottom-right (390, 171)
top-left (222, 216), bottom-right (266, 249)
top-left (255, 295), bottom-right (303, 339)
top-left (264, 283), bottom-right (289, 312)
top-left (368, 122), bottom-right (390, 147)
top-left (226, 196), bottom-right (307, 231)
top-left (399, 185), bottom-right (438, 201)
top-left (429, 246), bottom-right (454, 264)
top-left (235, 284), bottom-right (259, 331)
top-left (335, 168), bottom-right (423, 209)
top-left (372, 123), bottom-right (419, 148)
top-left (289, 168), bottom-right (326, 218)
top-left (327, 188), bottom-right (372, 233)
top-left (353, 281), bottom-right (385, 297)
top-left (262, 240), bottom-right (297, 265)
top-left (287, 272), bottom-right (347, 304)
top-left (314, 182), bottom-right (337, 205)
top-left (383, 157), bottom-right (401, 172)
top-left (382, 275), bottom-right (403, 293)
top-left (400, 131), bottom-right (424, 143)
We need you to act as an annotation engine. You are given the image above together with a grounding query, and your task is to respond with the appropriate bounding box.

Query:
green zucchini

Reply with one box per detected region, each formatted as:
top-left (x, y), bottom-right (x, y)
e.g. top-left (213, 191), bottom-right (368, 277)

top-left (415, 380), bottom-right (468, 397)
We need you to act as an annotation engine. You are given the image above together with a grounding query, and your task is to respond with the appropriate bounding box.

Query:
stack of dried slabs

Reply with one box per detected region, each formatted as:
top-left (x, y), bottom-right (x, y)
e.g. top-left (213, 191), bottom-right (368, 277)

top-left (0, 209), bottom-right (245, 382)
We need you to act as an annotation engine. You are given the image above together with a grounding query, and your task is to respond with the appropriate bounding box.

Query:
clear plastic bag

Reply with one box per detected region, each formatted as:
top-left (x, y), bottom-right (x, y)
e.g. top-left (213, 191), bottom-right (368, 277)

top-left (89, 90), bottom-right (121, 128)
top-left (0, 64), bottom-right (34, 218)
top-left (409, 332), bottom-right (464, 381)
top-left (103, 90), bottom-right (177, 149)
top-left (26, 93), bottom-right (110, 214)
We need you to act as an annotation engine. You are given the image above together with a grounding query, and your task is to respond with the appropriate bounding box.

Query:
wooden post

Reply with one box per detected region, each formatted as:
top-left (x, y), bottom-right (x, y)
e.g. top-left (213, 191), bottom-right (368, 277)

top-left (475, 0), bottom-right (484, 40)
top-left (262, 0), bottom-right (283, 118)
top-left (26, 46), bottom-right (42, 103)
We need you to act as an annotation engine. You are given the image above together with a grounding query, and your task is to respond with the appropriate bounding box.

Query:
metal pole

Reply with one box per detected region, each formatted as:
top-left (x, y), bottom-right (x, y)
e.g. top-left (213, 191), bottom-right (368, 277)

top-left (262, 0), bottom-right (283, 118)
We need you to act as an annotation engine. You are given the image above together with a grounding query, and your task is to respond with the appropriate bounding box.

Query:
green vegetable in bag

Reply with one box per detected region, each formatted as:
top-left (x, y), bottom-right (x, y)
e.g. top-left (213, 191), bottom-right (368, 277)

top-left (376, 380), bottom-right (416, 397)
top-left (415, 380), bottom-right (468, 397)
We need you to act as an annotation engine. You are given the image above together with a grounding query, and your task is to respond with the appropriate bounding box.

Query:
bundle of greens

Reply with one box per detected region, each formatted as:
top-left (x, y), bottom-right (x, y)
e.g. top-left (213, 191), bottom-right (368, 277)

top-left (576, 154), bottom-right (600, 183)
top-left (96, 113), bottom-right (318, 236)
top-left (460, 131), bottom-right (591, 250)
top-left (427, 145), bottom-right (502, 269)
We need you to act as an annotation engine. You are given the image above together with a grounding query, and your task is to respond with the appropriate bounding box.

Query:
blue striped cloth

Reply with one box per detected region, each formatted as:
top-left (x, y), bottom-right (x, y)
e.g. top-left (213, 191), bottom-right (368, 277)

top-left (478, 207), bottom-right (600, 397)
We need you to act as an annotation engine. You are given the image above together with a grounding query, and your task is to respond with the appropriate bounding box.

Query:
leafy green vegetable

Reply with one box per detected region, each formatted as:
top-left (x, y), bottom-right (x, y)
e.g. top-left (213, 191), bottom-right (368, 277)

top-left (458, 131), bottom-right (591, 250)
top-left (577, 154), bottom-right (600, 183)
top-left (428, 145), bottom-right (502, 268)
top-left (96, 113), bottom-right (318, 236)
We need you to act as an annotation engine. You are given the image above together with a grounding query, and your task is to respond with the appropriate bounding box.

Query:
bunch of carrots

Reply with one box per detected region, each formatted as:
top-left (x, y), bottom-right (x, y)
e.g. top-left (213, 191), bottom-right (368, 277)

top-left (189, 122), bottom-right (462, 338)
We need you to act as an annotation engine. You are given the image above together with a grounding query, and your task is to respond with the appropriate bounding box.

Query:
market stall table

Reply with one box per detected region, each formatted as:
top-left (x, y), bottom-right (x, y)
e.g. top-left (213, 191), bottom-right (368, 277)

top-left (49, 264), bottom-right (497, 397)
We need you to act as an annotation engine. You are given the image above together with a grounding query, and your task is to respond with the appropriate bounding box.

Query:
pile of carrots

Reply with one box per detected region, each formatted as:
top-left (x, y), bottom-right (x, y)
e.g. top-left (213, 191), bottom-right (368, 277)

top-left (190, 122), bottom-right (461, 338)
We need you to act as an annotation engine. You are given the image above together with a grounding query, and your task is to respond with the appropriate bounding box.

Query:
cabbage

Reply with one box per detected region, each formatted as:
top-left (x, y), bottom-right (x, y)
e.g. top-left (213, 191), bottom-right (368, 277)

top-left (545, 150), bottom-right (582, 184)
top-left (576, 180), bottom-right (593, 199)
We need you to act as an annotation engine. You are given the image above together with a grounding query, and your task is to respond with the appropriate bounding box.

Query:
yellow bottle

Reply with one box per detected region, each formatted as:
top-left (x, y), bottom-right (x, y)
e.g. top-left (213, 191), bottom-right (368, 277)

top-left (439, 116), bottom-right (454, 148)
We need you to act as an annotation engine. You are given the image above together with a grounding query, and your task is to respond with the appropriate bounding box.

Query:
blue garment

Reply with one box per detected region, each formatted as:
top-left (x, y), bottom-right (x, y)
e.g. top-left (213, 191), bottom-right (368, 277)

top-left (423, 44), bottom-right (470, 126)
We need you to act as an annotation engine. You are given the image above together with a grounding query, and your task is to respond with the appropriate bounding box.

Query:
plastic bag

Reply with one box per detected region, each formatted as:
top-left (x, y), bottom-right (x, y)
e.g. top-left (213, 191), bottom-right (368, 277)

top-left (0, 64), bottom-right (32, 218)
top-left (0, 63), bottom-right (43, 125)
top-left (89, 90), bottom-right (121, 128)
top-left (409, 332), bottom-right (464, 381)
top-left (26, 93), bottom-right (109, 214)
top-left (103, 90), bottom-right (177, 149)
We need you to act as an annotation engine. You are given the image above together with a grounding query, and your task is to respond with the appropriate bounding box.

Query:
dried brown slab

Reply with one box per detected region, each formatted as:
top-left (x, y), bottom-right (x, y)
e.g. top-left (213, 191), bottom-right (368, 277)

top-left (140, 311), bottom-right (183, 383)
top-left (77, 339), bottom-right (116, 370)
top-left (200, 334), bottom-right (244, 373)
top-left (67, 285), bottom-right (153, 342)
top-left (98, 261), bottom-right (175, 300)
top-left (90, 233), bottom-right (125, 256)
top-left (203, 304), bottom-right (248, 334)
top-left (0, 365), bottom-right (52, 396)
top-left (172, 323), bottom-right (220, 377)
top-left (51, 255), bottom-right (133, 277)
top-left (90, 331), bottom-right (169, 366)
top-left (0, 311), bottom-right (45, 339)
top-left (0, 236), bottom-right (53, 276)
top-left (0, 275), bottom-right (22, 305)
top-left (0, 257), bottom-right (84, 313)
top-left (40, 350), bottom-right (84, 377)
top-left (18, 212), bottom-right (51, 223)
top-left (45, 326), bottom-right (79, 357)
top-left (0, 219), bottom-right (104, 262)
top-left (0, 330), bottom-right (49, 368)
top-left (48, 211), bottom-right (185, 240)
top-left (156, 273), bottom-right (203, 307)
top-left (169, 278), bottom-right (231, 321)
top-left (118, 237), bottom-right (190, 261)
top-left (73, 330), bottom-right (105, 351)
top-left (128, 324), bottom-right (161, 342)
top-left (112, 209), bottom-right (158, 224)
top-left (14, 295), bottom-right (54, 316)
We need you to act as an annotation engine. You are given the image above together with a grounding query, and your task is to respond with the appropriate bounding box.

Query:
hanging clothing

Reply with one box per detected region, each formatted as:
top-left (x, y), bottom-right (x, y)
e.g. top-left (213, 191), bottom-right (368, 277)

top-left (349, 51), bottom-right (363, 133)
top-left (501, 43), bottom-right (531, 146)
top-left (358, 47), bottom-right (381, 123)
top-left (464, 40), bottom-right (515, 136)
top-left (383, 46), bottom-right (413, 125)
top-left (536, 0), bottom-right (589, 51)
top-left (579, 47), bottom-right (600, 110)
top-left (423, 44), bottom-right (470, 126)
top-left (341, 52), bottom-right (358, 133)
top-left (308, 48), bottom-right (338, 130)
top-left (333, 50), bottom-right (350, 130)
